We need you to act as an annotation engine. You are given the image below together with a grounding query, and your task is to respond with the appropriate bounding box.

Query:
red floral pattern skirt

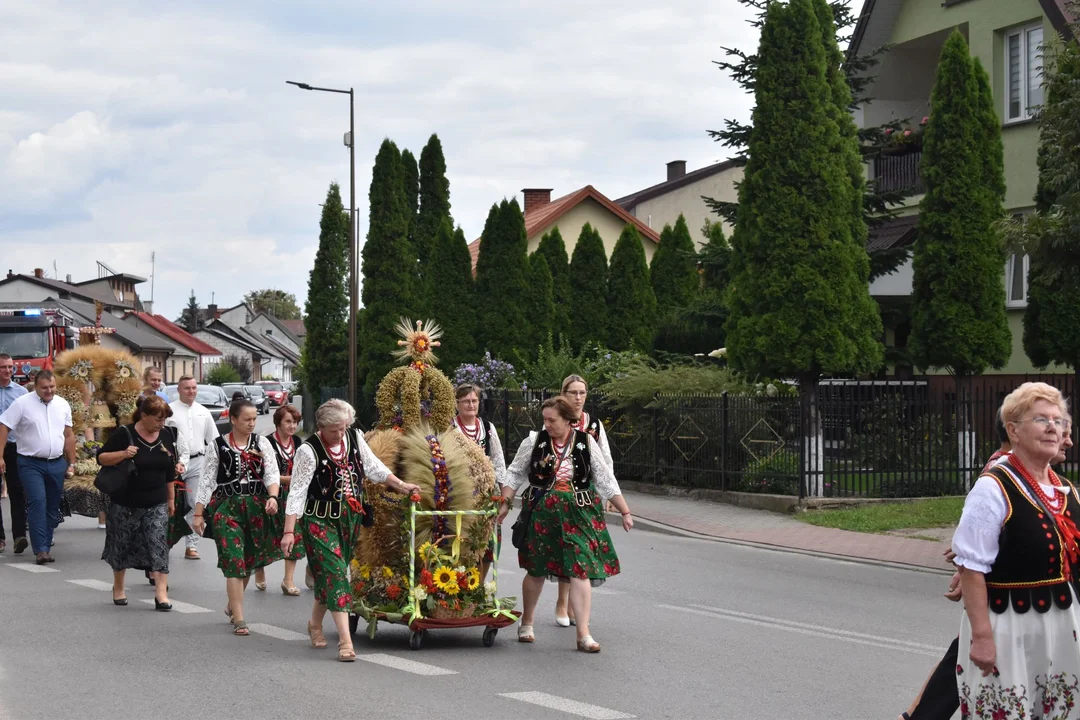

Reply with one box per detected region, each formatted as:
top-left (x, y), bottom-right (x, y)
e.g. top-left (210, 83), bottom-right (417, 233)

top-left (518, 488), bottom-right (620, 585)
top-left (270, 485), bottom-right (305, 562)
top-left (302, 509), bottom-right (362, 611)
top-left (209, 494), bottom-right (283, 579)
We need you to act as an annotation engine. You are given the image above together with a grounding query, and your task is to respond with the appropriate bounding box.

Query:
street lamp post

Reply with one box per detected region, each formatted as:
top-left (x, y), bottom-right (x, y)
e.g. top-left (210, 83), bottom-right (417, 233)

top-left (287, 80), bottom-right (358, 407)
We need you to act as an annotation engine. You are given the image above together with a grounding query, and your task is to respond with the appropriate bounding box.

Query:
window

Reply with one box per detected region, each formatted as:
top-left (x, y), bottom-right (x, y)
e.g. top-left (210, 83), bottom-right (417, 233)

top-left (1006, 252), bottom-right (1029, 307)
top-left (1005, 24), bottom-right (1044, 122)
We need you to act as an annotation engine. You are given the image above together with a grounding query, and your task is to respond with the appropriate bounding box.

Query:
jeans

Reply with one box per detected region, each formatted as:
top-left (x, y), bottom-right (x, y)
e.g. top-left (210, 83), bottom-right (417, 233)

top-left (0, 442), bottom-right (27, 541)
top-left (181, 456), bottom-right (203, 550)
top-left (18, 456), bottom-right (66, 554)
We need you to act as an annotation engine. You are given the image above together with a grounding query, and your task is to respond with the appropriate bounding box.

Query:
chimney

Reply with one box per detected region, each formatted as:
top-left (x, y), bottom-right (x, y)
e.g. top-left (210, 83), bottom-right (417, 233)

top-left (65, 274), bottom-right (72, 284)
top-left (33, 268), bottom-right (44, 279)
top-left (143, 300), bottom-right (153, 315)
top-left (208, 303), bottom-right (219, 320)
top-left (666, 160), bottom-right (687, 182)
top-left (522, 188), bottom-right (553, 215)
top-left (6, 270), bottom-right (12, 279)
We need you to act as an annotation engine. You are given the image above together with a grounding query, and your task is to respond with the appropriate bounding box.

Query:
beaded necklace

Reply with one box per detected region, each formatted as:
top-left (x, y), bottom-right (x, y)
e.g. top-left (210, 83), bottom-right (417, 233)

top-left (457, 417), bottom-right (482, 443)
top-left (317, 431), bottom-right (364, 514)
top-left (1010, 453), bottom-right (1080, 576)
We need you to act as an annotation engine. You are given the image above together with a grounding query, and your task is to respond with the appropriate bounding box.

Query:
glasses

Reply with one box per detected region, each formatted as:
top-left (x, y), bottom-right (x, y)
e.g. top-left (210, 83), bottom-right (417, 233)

top-left (1017, 416), bottom-right (1066, 430)
top-left (565, 391), bottom-right (587, 397)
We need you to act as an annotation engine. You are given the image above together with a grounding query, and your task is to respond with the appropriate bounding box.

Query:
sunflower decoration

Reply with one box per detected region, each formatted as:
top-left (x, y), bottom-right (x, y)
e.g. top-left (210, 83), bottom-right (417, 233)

top-left (466, 568), bottom-right (481, 592)
top-left (391, 318), bottom-right (442, 367)
top-left (114, 358), bottom-right (137, 380)
top-left (69, 360), bottom-right (94, 381)
top-left (433, 566), bottom-right (459, 594)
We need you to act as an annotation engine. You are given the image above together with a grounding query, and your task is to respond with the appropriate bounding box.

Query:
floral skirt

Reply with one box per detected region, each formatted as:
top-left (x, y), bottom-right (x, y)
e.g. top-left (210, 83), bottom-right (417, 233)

top-left (518, 488), bottom-right (620, 587)
top-left (208, 494), bottom-right (283, 579)
top-left (269, 485), bottom-right (305, 562)
top-left (166, 483), bottom-right (192, 548)
top-left (957, 588), bottom-right (1080, 719)
top-left (302, 508), bottom-right (362, 611)
top-left (101, 502), bottom-right (169, 574)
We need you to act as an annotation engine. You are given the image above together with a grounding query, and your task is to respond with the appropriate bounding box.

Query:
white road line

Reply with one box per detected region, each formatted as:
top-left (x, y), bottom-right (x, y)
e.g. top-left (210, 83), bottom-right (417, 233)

top-left (137, 599), bottom-right (213, 614)
top-left (659, 604), bottom-right (940, 658)
top-left (500, 691), bottom-right (635, 720)
top-left (67, 579), bottom-right (117, 592)
top-left (247, 623), bottom-right (309, 641)
top-left (591, 587), bottom-right (623, 596)
top-left (6, 563), bottom-right (58, 573)
top-left (357, 653), bottom-right (457, 676)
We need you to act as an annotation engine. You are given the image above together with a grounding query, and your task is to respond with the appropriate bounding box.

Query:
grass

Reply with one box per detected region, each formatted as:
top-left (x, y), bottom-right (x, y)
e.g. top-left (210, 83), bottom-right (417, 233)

top-left (795, 496), bottom-right (965, 534)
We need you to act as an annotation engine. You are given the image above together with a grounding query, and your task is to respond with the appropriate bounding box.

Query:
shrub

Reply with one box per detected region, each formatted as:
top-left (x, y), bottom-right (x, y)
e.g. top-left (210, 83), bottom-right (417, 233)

top-left (736, 450), bottom-right (800, 494)
top-left (596, 363), bottom-right (754, 416)
top-left (519, 342), bottom-right (586, 391)
top-left (581, 347), bottom-right (653, 386)
top-left (206, 363), bottom-right (241, 385)
top-left (452, 352), bottom-right (517, 390)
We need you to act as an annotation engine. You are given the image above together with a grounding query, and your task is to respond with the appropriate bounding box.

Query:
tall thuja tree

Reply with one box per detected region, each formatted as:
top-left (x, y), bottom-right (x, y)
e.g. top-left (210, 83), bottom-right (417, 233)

top-left (534, 228), bottom-right (572, 346)
top-left (655, 221), bottom-right (730, 356)
top-left (430, 219), bottom-right (476, 371)
top-left (301, 182), bottom-right (350, 401)
top-left (527, 253), bottom-right (555, 359)
top-left (607, 225), bottom-right (657, 352)
top-left (358, 139), bottom-right (419, 397)
top-left (415, 134), bottom-right (452, 317)
top-left (909, 31), bottom-right (1009, 475)
top-left (650, 214), bottom-right (699, 310)
top-left (725, 0), bottom-right (882, 496)
top-left (475, 199), bottom-right (531, 362)
top-left (568, 223), bottom-right (608, 352)
top-left (400, 148), bottom-right (421, 312)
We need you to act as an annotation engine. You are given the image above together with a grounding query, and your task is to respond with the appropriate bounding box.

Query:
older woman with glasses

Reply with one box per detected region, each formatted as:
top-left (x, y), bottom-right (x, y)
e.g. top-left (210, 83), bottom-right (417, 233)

top-left (452, 384), bottom-right (506, 581)
top-left (952, 382), bottom-right (1080, 716)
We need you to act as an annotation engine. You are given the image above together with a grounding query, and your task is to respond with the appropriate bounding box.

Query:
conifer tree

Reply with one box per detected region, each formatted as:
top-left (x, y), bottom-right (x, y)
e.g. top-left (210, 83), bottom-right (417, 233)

top-left (415, 135), bottom-right (452, 316)
top-left (607, 225), bottom-right (657, 352)
top-left (430, 220), bottom-right (476, 372)
top-left (655, 221), bottom-right (729, 356)
top-left (301, 182), bottom-right (350, 400)
top-left (358, 139), bottom-right (419, 397)
top-left (475, 199), bottom-right (531, 362)
top-left (650, 214), bottom-right (699, 310)
top-left (568, 223), bottom-right (608, 352)
top-left (527, 253), bottom-right (555, 359)
top-left (534, 227), bottom-right (573, 346)
top-left (176, 290), bottom-right (201, 332)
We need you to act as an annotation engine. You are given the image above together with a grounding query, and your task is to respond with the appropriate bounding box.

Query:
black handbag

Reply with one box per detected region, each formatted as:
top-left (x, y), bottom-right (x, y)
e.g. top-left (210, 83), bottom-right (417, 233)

top-left (94, 426), bottom-right (137, 496)
top-left (511, 489), bottom-right (539, 550)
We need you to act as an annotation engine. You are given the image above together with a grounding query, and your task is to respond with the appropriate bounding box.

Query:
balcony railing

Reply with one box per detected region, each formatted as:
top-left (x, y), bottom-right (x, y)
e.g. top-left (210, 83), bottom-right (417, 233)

top-left (874, 151), bottom-right (924, 195)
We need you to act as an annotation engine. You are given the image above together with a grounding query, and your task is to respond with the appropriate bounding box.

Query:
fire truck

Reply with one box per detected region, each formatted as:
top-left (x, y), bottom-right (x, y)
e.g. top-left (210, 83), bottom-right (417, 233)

top-left (0, 306), bottom-right (76, 382)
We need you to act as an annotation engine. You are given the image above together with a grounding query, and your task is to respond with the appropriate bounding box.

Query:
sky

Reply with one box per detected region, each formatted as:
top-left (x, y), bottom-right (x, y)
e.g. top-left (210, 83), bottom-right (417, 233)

top-left (1, 0), bottom-right (760, 321)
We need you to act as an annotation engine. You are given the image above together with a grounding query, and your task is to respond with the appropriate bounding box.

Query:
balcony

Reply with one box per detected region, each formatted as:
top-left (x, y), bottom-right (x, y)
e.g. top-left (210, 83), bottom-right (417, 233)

top-left (873, 151), bottom-right (924, 195)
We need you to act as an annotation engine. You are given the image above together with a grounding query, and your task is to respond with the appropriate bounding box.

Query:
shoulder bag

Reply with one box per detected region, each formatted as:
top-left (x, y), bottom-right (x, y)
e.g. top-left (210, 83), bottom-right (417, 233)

top-left (94, 426), bottom-right (138, 496)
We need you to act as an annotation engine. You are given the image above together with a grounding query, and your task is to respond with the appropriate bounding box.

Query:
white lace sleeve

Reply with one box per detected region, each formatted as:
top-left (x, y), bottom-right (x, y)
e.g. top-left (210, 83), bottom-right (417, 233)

top-left (356, 430), bottom-right (392, 484)
top-left (175, 427), bottom-right (190, 468)
top-left (588, 435), bottom-right (622, 502)
top-left (597, 421), bottom-right (615, 469)
top-left (195, 440), bottom-right (219, 507)
top-left (952, 475), bottom-right (1008, 574)
top-left (504, 433), bottom-right (537, 496)
top-left (487, 422), bottom-right (508, 488)
top-left (287, 444), bottom-right (316, 517)
top-left (258, 436), bottom-right (280, 492)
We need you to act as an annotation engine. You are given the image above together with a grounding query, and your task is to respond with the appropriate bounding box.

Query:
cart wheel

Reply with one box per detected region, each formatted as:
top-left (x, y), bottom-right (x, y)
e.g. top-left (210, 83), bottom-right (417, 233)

top-left (482, 627), bottom-right (498, 647)
top-left (348, 614), bottom-right (359, 636)
top-left (409, 629), bottom-right (425, 651)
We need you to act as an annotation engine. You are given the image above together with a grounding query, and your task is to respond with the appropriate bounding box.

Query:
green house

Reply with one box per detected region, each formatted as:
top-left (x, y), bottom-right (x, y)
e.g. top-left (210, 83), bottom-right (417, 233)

top-left (854, 0), bottom-right (1076, 380)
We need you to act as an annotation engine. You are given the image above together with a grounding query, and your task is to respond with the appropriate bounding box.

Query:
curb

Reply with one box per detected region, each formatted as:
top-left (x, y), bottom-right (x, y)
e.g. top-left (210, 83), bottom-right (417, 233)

top-left (607, 511), bottom-right (952, 576)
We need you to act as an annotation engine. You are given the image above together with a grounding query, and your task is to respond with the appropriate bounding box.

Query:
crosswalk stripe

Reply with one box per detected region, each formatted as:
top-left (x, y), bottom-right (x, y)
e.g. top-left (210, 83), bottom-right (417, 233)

top-left (137, 599), bottom-right (212, 614)
top-left (5, 563), bottom-right (58, 573)
top-left (357, 653), bottom-right (457, 676)
top-left (499, 691), bottom-right (635, 719)
top-left (247, 623), bottom-right (309, 641)
top-left (67, 579), bottom-right (117, 591)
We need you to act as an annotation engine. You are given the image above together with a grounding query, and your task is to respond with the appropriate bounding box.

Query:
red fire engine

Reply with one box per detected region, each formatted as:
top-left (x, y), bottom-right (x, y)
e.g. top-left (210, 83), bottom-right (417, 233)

top-left (0, 307), bottom-right (76, 382)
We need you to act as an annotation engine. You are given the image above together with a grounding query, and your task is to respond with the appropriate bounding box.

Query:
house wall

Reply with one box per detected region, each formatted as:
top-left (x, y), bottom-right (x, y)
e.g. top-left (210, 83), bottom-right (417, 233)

top-left (625, 165), bottom-right (744, 248)
top-left (219, 305), bottom-right (253, 327)
top-left (164, 353), bottom-right (199, 383)
top-left (528, 197), bottom-right (657, 263)
top-left (0, 280), bottom-right (60, 304)
top-left (246, 315), bottom-right (301, 355)
top-left (193, 330), bottom-right (262, 381)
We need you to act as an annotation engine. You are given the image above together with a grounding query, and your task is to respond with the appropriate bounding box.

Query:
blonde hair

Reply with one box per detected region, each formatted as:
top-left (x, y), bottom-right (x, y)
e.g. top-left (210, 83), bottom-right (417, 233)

top-left (561, 374), bottom-right (588, 394)
top-left (1000, 382), bottom-right (1068, 426)
top-left (316, 398), bottom-right (355, 428)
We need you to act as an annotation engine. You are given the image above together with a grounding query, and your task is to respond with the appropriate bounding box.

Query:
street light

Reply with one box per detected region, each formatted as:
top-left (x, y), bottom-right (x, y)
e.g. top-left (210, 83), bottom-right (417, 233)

top-left (287, 80), bottom-right (358, 407)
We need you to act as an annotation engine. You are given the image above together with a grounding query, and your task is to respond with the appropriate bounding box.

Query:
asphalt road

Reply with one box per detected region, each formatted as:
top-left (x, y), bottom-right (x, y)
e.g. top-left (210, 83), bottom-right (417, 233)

top-left (0, 500), bottom-right (960, 720)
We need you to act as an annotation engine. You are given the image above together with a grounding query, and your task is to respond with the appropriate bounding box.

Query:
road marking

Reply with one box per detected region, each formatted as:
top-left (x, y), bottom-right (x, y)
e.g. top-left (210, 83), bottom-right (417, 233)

top-left (499, 691), bottom-right (634, 719)
top-left (591, 587), bottom-right (623, 596)
top-left (138, 599), bottom-right (213, 614)
top-left (247, 623), bottom-right (309, 641)
top-left (6, 563), bottom-right (58, 573)
top-left (67, 579), bottom-right (117, 591)
top-left (357, 653), bottom-right (457, 676)
top-left (659, 604), bottom-right (940, 657)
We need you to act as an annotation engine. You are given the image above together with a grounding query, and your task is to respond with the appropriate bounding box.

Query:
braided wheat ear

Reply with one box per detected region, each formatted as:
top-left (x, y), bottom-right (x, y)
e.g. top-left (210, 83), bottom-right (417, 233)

top-left (392, 317), bottom-right (443, 365)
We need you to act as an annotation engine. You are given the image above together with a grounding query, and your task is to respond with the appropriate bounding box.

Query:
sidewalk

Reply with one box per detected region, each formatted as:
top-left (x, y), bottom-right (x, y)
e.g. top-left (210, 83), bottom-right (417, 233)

top-left (618, 490), bottom-right (953, 573)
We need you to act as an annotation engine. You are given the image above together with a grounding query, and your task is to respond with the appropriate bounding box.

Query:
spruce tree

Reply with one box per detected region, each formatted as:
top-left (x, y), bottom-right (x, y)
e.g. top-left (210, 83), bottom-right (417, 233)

top-left (908, 30), bottom-right (1010, 377)
top-left (650, 214), bottom-right (699, 310)
top-left (475, 199), bottom-right (531, 362)
top-left (607, 225), bottom-right (657, 352)
top-left (534, 227), bottom-right (573, 346)
top-left (301, 182), bottom-right (350, 400)
top-left (358, 139), bottom-right (419, 397)
top-left (415, 135), bottom-right (452, 317)
top-left (527, 253), bottom-right (555, 359)
top-left (568, 223), bottom-right (609, 352)
top-left (430, 220), bottom-right (477, 372)
top-left (176, 290), bottom-right (201, 332)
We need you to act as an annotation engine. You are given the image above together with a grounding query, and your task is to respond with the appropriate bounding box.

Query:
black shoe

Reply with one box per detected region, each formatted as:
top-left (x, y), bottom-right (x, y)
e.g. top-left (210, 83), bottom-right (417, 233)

top-left (14, 537), bottom-right (27, 554)
top-left (113, 598), bottom-right (128, 606)
top-left (44, 553), bottom-right (55, 563)
top-left (155, 599), bottom-right (172, 612)
top-left (35, 552), bottom-right (48, 565)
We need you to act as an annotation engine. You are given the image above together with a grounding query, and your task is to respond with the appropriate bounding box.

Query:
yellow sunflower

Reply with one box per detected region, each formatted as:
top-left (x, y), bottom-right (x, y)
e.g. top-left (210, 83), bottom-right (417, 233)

top-left (358, 565), bottom-right (372, 580)
top-left (382, 566), bottom-right (394, 579)
top-left (466, 568), bottom-right (481, 591)
top-left (417, 541), bottom-right (433, 561)
top-left (433, 566), bottom-right (458, 594)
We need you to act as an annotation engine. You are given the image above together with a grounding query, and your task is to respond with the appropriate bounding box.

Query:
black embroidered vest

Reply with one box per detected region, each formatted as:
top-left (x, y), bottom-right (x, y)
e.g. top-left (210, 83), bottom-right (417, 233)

top-left (575, 414), bottom-right (602, 444)
top-left (984, 462), bottom-right (1080, 614)
top-left (213, 435), bottom-right (268, 497)
top-left (454, 418), bottom-right (493, 458)
top-left (265, 433), bottom-right (295, 476)
top-left (528, 429), bottom-right (592, 495)
top-left (302, 431), bottom-right (365, 519)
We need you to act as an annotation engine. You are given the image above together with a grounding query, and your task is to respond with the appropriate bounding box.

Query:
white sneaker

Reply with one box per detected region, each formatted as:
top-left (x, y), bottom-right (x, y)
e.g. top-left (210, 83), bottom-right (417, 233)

top-left (97, 523), bottom-right (106, 530)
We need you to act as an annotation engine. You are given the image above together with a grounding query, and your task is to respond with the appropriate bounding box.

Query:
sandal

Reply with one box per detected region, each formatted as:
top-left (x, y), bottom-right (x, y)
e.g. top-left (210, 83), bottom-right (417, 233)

top-left (281, 582), bottom-right (301, 596)
top-left (232, 621), bottom-right (250, 636)
top-left (576, 635), bottom-right (601, 653)
top-left (0, 539), bottom-right (6, 553)
top-left (305, 568), bottom-right (314, 589)
top-left (518, 625), bottom-right (535, 643)
top-left (224, 606), bottom-right (233, 621)
top-left (307, 621), bottom-right (327, 649)
top-left (255, 581), bottom-right (266, 592)
top-left (337, 639), bottom-right (356, 662)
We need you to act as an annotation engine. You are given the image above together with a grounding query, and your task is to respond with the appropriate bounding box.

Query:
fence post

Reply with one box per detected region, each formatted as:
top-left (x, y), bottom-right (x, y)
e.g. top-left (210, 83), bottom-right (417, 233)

top-left (720, 391), bottom-right (729, 491)
top-left (798, 389), bottom-right (807, 499)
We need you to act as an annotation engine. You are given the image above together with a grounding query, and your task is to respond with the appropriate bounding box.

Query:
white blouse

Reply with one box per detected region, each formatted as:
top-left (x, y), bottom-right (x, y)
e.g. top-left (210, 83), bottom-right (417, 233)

top-left (952, 463), bottom-right (1072, 574)
top-left (504, 431), bottom-right (622, 503)
top-left (453, 419), bottom-right (508, 489)
top-left (194, 435), bottom-right (280, 507)
top-left (286, 430), bottom-right (393, 517)
top-left (575, 413), bottom-right (614, 469)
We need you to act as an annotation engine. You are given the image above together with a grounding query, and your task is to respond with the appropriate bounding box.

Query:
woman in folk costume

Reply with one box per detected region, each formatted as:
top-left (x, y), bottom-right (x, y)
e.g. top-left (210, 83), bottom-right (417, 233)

top-left (952, 382), bottom-right (1080, 717)
top-left (452, 384), bottom-right (506, 580)
top-left (555, 374), bottom-right (614, 627)
top-left (192, 399), bottom-right (282, 637)
top-left (255, 405), bottom-right (305, 596)
top-left (498, 396), bottom-right (633, 653)
top-left (281, 399), bottom-right (420, 662)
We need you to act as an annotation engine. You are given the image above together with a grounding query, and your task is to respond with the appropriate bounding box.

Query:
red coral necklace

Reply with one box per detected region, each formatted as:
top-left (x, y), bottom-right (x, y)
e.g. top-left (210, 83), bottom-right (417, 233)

top-left (458, 418), bottom-right (481, 443)
top-left (1010, 453), bottom-right (1080, 577)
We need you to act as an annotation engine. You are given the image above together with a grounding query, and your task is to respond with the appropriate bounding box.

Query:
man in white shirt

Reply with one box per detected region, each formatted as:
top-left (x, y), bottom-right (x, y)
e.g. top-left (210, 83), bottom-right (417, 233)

top-left (0, 354), bottom-right (29, 554)
top-left (168, 375), bottom-right (218, 559)
top-left (0, 370), bottom-right (75, 565)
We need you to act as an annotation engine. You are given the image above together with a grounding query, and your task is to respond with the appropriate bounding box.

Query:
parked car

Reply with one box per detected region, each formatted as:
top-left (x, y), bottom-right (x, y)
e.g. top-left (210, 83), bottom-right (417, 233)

top-left (245, 385), bottom-right (271, 415)
top-left (257, 381), bottom-right (289, 406)
top-left (164, 384), bottom-right (232, 435)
